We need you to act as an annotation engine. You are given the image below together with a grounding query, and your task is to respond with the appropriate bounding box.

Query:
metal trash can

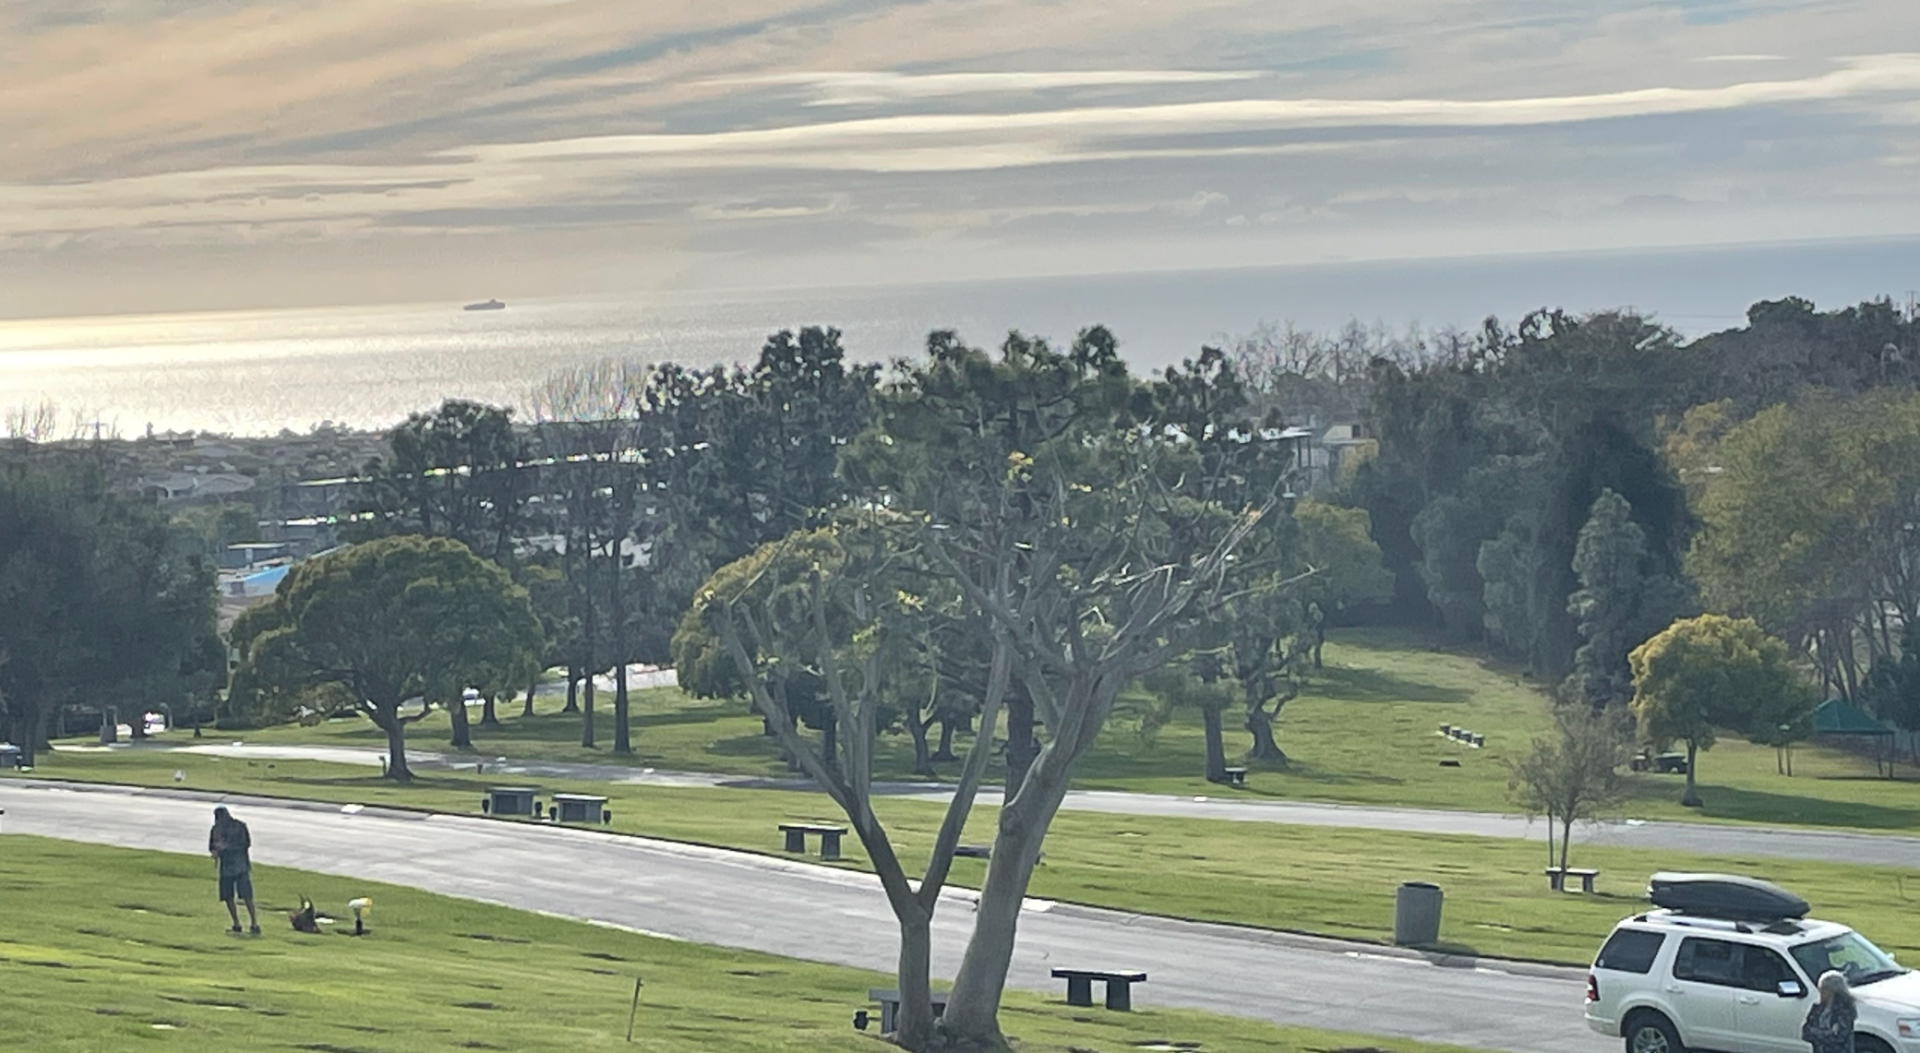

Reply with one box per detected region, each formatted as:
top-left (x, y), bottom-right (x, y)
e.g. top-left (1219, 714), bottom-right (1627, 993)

top-left (0, 744), bottom-right (21, 770)
top-left (1393, 881), bottom-right (1443, 946)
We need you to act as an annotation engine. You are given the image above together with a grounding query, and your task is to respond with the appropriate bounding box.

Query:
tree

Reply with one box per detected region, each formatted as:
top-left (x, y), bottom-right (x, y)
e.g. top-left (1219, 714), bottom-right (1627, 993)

top-left (698, 328), bottom-right (1290, 1052)
top-left (1140, 664), bottom-right (1239, 783)
top-left (1506, 704), bottom-right (1631, 871)
top-left (352, 399), bottom-right (533, 566)
top-left (1294, 499), bottom-right (1392, 668)
top-left (228, 536), bottom-right (541, 780)
top-left (1628, 614), bottom-right (1812, 807)
top-left (1864, 619), bottom-right (1920, 763)
top-left (1563, 490), bottom-right (1689, 708)
top-left (0, 449), bottom-right (219, 762)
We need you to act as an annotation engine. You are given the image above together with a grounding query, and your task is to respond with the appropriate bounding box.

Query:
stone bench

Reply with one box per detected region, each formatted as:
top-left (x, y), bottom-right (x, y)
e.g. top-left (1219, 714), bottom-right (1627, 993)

top-left (1221, 767), bottom-right (1248, 787)
top-left (1051, 968), bottom-right (1147, 1011)
top-left (1545, 866), bottom-right (1600, 893)
top-left (480, 786), bottom-right (539, 817)
top-left (781, 822), bottom-right (847, 861)
top-left (865, 988), bottom-right (948, 1033)
top-left (551, 793), bottom-right (610, 824)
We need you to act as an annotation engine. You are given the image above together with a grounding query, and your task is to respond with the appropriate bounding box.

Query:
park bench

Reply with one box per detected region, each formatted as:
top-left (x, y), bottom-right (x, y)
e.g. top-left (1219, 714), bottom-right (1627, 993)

top-left (1545, 866), bottom-right (1601, 893)
top-left (781, 822), bottom-right (847, 861)
top-left (865, 989), bottom-right (948, 1033)
top-left (1051, 968), bottom-right (1147, 1011)
top-left (480, 786), bottom-right (539, 817)
top-left (551, 793), bottom-right (610, 824)
top-left (1221, 767), bottom-right (1248, 787)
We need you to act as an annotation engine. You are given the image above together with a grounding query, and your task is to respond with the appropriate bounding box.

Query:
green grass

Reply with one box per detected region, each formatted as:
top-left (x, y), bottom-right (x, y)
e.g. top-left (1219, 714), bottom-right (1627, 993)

top-left (14, 750), bottom-right (1920, 967)
top-left (0, 836), bottom-right (1476, 1053)
top-left (203, 628), bottom-right (1920, 834)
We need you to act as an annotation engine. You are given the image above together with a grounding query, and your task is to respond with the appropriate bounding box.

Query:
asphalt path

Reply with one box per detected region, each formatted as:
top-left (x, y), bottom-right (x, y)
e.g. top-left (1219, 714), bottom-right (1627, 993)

top-left (0, 780), bottom-right (1607, 1053)
top-left (159, 740), bottom-right (1920, 868)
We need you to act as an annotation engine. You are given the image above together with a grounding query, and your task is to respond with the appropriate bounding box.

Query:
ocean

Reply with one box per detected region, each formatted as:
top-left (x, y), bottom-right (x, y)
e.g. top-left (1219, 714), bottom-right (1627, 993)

top-left (3, 238), bottom-right (1916, 436)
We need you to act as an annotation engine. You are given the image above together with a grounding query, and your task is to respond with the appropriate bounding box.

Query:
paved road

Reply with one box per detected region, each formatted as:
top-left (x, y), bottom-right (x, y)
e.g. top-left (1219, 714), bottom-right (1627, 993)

top-left (159, 740), bottom-right (1920, 868)
top-left (0, 780), bottom-right (1606, 1053)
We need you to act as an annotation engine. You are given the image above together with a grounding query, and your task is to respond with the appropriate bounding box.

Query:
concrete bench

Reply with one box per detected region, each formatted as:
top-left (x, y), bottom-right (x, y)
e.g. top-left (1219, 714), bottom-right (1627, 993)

top-left (1221, 767), bottom-right (1248, 787)
top-left (480, 786), bottom-right (539, 817)
top-left (1545, 866), bottom-right (1600, 893)
top-left (866, 988), bottom-right (948, 1033)
top-left (1051, 968), bottom-right (1147, 1011)
top-left (551, 793), bottom-right (610, 824)
top-left (781, 822), bottom-right (846, 861)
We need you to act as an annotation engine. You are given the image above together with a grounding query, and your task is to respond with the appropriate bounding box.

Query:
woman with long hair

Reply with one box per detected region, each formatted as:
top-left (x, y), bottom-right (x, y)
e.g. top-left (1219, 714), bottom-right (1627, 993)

top-left (1801, 970), bottom-right (1857, 1053)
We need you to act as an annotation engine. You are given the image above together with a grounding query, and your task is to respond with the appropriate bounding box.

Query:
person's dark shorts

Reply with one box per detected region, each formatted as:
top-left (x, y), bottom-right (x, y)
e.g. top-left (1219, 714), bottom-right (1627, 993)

top-left (219, 870), bottom-right (254, 902)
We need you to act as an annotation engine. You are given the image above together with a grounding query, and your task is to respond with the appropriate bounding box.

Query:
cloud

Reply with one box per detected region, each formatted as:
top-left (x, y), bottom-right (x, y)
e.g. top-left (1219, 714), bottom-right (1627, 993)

top-left (712, 69), bottom-right (1268, 106)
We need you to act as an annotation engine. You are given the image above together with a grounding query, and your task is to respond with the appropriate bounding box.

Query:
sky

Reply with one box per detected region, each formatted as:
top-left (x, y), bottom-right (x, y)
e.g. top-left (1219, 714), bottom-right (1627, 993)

top-left (5, 0), bottom-right (1920, 318)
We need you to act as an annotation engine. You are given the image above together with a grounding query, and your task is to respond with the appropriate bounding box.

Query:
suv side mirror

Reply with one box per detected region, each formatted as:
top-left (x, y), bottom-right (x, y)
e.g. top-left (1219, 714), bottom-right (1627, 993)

top-left (1778, 980), bottom-right (1806, 999)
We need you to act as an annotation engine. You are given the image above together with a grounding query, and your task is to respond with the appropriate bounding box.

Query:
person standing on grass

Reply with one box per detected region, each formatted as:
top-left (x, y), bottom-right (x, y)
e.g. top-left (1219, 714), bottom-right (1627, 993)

top-left (209, 806), bottom-right (260, 935)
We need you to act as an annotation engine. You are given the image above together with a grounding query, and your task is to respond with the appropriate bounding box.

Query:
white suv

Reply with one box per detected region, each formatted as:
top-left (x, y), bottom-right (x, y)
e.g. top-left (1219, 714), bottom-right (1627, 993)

top-left (1585, 909), bottom-right (1920, 1052)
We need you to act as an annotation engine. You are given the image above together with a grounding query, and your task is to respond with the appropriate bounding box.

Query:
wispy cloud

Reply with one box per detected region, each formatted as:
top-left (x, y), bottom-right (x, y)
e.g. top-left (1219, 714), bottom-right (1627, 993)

top-left (3, 0), bottom-right (1920, 315)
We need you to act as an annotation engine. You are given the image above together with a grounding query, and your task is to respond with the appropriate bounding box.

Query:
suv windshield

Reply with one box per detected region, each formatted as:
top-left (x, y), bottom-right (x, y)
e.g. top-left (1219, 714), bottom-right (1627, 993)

top-left (1790, 931), bottom-right (1907, 987)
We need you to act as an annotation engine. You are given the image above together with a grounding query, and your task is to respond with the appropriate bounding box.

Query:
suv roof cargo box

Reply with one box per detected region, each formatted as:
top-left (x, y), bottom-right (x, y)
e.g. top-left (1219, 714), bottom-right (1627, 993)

top-left (1648, 872), bottom-right (1808, 921)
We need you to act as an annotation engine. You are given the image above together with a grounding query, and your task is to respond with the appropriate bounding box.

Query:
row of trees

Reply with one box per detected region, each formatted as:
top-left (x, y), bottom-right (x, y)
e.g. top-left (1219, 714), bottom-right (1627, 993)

top-left (1312, 296), bottom-right (1919, 743)
top-left (215, 326), bottom-right (1375, 1051)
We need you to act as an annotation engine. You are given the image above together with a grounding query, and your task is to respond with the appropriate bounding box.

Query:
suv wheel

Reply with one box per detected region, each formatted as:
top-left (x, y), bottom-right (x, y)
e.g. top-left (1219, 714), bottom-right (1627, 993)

top-left (1623, 1011), bottom-right (1683, 1053)
top-left (1854, 1037), bottom-right (1892, 1053)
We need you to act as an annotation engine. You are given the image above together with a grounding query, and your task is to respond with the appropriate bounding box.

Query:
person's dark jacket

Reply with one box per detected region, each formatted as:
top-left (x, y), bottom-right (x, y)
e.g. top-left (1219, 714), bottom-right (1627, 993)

top-left (1801, 998), bottom-right (1856, 1053)
top-left (209, 818), bottom-right (252, 877)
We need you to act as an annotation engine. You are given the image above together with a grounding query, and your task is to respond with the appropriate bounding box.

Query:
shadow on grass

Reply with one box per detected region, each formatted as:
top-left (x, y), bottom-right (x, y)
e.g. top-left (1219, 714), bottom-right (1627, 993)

top-left (1308, 665), bottom-right (1473, 705)
top-left (1624, 780), bottom-right (1920, 830)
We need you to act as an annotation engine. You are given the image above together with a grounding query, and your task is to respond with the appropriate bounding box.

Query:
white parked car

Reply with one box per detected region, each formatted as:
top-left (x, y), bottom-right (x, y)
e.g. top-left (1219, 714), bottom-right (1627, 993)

top-left (1585, 874), bottom-right (1920, 1053)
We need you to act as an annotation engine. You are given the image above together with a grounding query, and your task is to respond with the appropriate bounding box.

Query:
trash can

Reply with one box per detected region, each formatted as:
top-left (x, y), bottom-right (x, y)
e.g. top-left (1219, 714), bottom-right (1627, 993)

top-left (0, 744), bottom-right (21, 770)
top-left (1394, 881), bottom-right (1443, 946)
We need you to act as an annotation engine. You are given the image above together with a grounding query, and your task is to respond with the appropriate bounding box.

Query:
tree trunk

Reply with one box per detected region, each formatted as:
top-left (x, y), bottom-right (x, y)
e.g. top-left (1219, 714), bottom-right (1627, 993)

top-left (1559, 812), bottom-right (1574, 872)
top-left (906, 711), bottom-right (935, 778)
top-left (611, 541), bottom-right (632, 755)
top-left (563, 667), bottom-right (580, 714)
top-left (379, 713), bottom-right (413, 781)
top-left (1201, 705), bottom-right (1228, 783)
top-left (581, 668), bottom-right (596, 748)
top-left (892, 905), bottom-right (938, 1048)
top-left (97, 706), bottom-right (118, 745)
top-left (480, 693), bottom-right (503, 729)
top-left (448, 696), bottom-right (472, 749)
top-left (1680, 740), bottom-right (1701, 807)
top-left (821, 712), bottom-right (838, 775)
top-left (1003, 687), bottom-right (1038, 798)
top-left (932, 715), bottom-right (958, 762)
top-left (943, 749), bottom-right (1072, 1049)
top-left (522, 674), bottom-right (537, 719)
top-left (1245, 696), bottom-right (1287, 764)
top-left (1312, 623), bottom-right (1327, 669)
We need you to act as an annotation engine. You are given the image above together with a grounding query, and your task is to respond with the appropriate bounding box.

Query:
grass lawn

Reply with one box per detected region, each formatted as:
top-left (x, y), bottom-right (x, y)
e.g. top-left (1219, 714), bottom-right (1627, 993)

top-left (13, 751), bottom-right (1920, 967)
top-left (203, 629), bottom-right (1920, 834)
top-left (0, 836), bottom-right (1477, 1053)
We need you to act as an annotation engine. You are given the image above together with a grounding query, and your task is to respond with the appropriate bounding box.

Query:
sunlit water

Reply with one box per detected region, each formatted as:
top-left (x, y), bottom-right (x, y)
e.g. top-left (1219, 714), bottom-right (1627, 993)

top-left (3, 240), bottom-right (1915, 435)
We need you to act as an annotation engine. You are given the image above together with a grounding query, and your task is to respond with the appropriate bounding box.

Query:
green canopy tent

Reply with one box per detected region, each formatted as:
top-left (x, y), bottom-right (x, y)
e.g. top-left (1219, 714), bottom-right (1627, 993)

top-left (1811, 699), bottom-right (1897, 778)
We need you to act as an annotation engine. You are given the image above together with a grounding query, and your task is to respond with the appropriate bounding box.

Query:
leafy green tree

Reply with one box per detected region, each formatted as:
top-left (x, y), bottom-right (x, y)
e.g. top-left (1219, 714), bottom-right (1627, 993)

top-left (1628, 614), bottom-right (1812, 806)
top-left (228, 537), bottom-right (540, 780)
top-left (1563, 490), bottom-right (1689, 708)
top-left (1863, 619), bottom-right (1920, 763)
top-left (1506, 704), bottom-right (1631, 870)
top-left (0, 450), bottom-right (219, 762)
top-left (1295, 499), bottom-right (1392, 668)
top-left (1140, 664), bottom-right (1239, 783)
top-left (353, 399), bottom-right (532, 566)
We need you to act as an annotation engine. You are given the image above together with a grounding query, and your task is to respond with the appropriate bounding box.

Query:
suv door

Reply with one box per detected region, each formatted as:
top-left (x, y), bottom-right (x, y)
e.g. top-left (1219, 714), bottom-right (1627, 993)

top-left (1732, 945), bottom-right (1812, 1053)
top-left (1669, 937), bottom-right (1742, 1049)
